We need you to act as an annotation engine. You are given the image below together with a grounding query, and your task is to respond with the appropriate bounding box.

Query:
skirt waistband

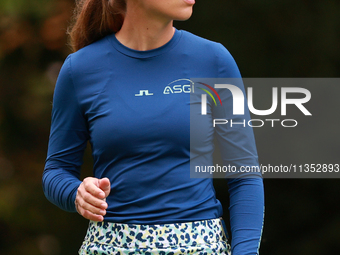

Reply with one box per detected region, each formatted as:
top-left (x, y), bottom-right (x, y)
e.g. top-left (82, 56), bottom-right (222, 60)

top-left (83, 218), bottom-right (227, 249)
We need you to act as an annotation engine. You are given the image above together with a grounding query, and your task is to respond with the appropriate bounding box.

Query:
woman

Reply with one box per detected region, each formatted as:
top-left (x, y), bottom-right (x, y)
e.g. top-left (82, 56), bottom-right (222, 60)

top-left (43, 0), bottom-right (264, 254)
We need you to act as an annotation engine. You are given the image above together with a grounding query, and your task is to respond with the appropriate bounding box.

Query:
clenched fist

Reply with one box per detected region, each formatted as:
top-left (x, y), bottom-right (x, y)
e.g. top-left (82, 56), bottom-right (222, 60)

top-left (75, 177), bottom-right (111, 221)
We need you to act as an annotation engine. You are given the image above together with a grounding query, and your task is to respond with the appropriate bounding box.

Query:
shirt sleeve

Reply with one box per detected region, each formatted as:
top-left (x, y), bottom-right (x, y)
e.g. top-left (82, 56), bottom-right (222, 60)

top-left (42, 55), bottom-right (89, 212)
top-left (214, 43), bottom-right (265, 255)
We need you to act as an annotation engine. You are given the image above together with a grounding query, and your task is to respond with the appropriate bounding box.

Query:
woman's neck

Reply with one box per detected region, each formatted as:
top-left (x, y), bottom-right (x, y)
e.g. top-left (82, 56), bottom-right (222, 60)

top-left (115, 4), bottom-right (175, 51)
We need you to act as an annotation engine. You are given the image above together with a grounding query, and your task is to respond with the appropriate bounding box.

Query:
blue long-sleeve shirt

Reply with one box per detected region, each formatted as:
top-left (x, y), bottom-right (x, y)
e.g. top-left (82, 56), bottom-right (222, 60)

top-left (43, 28), bottom-right (264, 254)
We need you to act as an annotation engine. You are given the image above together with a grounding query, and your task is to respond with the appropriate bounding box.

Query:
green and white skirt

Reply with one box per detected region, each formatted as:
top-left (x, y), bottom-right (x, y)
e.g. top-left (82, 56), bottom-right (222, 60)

top-left (79, 218), bottom-right (231, 255)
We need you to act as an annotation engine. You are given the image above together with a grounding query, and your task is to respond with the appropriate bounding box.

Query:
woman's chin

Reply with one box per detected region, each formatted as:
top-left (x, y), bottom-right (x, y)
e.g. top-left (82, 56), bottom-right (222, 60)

top-left (174, 9), bottom-right (193, 21)
top-left (183, 0), bottom-right (196, 5)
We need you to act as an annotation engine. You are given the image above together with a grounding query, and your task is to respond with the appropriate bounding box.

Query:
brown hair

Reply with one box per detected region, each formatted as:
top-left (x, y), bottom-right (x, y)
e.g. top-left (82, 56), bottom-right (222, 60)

top-left (68, 0), bottom-right (126, 52)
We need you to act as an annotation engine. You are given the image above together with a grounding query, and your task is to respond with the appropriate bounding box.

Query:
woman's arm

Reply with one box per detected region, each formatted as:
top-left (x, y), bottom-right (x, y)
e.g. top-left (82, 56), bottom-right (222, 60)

top-left (43, 55), bottom-right (110, 221)
top-left (227, 178), bottom-right (264, 255)
top-left (214, 44), bottom-right (265, 255)
top-left (43, 55), bottom-right (87, 212)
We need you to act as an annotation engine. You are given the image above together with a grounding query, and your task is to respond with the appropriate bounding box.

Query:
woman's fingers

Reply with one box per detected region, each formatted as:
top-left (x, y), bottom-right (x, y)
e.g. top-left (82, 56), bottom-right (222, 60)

top-left (83, 177), bottom-right (107, 199)
top-left (77, 192), bottom-right (106, 214)
top-left (98, 178), bottom-right (111, 198)
top-left (75, 200), bottom-right (104, 222)
top-left (75, 177), bottom-right (111, 221)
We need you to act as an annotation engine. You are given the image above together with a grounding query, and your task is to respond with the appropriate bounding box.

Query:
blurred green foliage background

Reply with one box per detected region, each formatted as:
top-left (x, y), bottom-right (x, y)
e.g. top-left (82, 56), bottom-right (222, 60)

top-left (0, 0), bottom-right (339, 254)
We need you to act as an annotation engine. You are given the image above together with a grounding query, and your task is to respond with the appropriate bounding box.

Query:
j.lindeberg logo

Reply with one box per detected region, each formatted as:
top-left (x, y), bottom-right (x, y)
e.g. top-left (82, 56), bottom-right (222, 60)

top-left (135, 90), bottom-right (154, 96)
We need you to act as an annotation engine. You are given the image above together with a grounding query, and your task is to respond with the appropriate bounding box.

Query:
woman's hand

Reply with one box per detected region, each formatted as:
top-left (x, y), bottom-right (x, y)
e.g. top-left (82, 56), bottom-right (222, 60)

top-left (75, 177), bottom-right (111, 221)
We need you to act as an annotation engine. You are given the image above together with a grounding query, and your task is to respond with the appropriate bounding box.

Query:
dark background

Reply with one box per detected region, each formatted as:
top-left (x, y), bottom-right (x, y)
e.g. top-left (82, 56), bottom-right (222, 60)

top-left (0, 0), bottom-right (339, 254)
